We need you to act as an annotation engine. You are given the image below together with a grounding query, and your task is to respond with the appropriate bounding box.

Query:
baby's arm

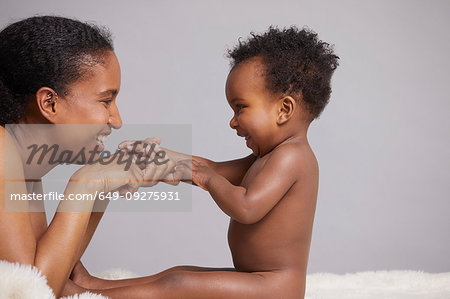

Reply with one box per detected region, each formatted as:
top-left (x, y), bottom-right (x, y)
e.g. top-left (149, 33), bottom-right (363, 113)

top-left (118, 138), bottom-right (256, 186)
top-left (176, 152), bottom-right (255, 186)
top-left (179, 146), bottom-right (298, 224)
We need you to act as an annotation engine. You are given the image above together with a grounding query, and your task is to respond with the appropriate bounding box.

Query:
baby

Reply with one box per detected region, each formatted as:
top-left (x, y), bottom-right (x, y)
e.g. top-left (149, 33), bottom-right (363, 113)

top-left (100, 26), bottom-right (339, 298)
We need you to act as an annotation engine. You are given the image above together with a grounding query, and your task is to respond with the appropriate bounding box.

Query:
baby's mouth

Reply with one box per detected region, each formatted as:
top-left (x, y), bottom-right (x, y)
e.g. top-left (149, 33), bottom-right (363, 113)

top-left (237, 131), bottom-right (250, 141)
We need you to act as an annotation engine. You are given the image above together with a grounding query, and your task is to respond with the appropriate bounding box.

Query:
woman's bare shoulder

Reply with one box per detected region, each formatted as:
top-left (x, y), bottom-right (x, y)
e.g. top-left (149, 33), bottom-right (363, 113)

top-left (0, 126), bottom-right (25, 178)
top-left (0, 125), bottom-right (36, 264)
top-left (0, 126), bottom-right (28, 210)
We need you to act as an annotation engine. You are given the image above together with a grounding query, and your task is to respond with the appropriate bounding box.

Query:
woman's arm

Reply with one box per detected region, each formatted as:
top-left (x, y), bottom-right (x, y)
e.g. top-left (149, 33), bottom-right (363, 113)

top-left (0, 129), bottom-right (148, 296)
top-left (0, 131), bottom-right (93, 295)
top-left (34, 192), bottom-right (96, 295)
top-left (30, 179), bottom-right (105, 287)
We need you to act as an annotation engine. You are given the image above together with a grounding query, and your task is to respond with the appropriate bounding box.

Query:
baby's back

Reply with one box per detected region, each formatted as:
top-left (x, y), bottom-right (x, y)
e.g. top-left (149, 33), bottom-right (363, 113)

top-left (228, 140), bottom-right (319, 274)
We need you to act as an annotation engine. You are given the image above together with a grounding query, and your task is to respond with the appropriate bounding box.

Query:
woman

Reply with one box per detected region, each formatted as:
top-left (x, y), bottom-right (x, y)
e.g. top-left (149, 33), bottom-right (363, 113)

top-left (0, 16), bottom-right (174, 297)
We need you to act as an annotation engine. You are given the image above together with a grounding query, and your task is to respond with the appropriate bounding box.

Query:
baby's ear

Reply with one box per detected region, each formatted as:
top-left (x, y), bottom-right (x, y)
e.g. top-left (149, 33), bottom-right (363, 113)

top-left (277, 96), bottom-right (296, 125)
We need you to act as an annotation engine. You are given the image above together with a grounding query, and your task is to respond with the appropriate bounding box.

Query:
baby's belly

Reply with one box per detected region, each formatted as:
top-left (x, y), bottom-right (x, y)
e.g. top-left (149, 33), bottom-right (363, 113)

top-left (228, 219), bottom-right (306, 272)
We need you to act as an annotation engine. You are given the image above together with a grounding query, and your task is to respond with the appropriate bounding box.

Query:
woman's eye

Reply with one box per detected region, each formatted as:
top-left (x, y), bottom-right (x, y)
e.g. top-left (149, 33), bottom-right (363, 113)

top-left (236, 104), bottom-right (244, 111)
top-left (102, 99), bottom-right (113, 106)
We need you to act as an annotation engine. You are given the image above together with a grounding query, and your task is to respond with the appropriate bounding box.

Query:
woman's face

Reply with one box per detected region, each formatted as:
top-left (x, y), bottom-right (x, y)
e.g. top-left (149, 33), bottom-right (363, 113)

top-left (54, 50), bottom-right (122, 153)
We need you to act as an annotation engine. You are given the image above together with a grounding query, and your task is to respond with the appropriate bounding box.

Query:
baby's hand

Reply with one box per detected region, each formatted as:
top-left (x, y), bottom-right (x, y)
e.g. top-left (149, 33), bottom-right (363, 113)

top-left (177, 159), bottom-right (216, 191)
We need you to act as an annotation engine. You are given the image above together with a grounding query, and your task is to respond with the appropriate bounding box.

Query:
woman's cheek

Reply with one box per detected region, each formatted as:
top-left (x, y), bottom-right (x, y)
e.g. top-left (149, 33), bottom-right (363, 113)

top-left (86, 107), bottom-right (110, 124)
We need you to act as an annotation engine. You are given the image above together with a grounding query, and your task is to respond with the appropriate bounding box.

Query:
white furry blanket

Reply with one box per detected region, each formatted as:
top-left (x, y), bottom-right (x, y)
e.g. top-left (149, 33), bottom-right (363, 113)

top-left (1, 260), bottom-right (449, 298)
top-left (0, 261), bottom-right (109, 299)
top-left (305, 270), bottom-right (450, 299)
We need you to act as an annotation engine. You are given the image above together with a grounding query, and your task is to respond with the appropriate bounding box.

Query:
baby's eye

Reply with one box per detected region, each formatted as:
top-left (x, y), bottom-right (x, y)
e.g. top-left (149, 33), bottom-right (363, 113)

top-left (236, 104), bottom-right (244, 111)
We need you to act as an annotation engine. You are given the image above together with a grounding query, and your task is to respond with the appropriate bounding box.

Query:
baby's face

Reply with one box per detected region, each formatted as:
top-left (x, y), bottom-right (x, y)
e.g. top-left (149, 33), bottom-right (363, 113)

top-left (225, 57), bottom-right (280, 157)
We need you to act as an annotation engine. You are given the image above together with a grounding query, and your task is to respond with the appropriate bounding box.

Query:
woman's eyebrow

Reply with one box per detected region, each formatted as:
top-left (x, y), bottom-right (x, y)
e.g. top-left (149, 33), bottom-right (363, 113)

top-left (97, 89), bottom-right (118, 97)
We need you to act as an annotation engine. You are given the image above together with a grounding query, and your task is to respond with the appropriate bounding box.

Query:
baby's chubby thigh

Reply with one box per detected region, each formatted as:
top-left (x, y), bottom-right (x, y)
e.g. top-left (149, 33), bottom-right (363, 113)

top-left (157, 268), bottom-right (303, 299)
top-left (256, 268), bottom-right (306, 298)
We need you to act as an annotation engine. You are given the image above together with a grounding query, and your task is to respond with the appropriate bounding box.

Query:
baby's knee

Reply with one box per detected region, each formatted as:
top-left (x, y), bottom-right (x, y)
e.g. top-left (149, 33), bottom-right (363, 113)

top-left (168, 265), bottom-right (192, 272)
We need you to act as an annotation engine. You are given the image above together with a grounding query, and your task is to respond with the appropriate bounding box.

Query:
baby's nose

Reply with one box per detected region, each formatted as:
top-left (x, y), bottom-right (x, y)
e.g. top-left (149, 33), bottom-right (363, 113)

top-left (229, 115), bottom-right (238, 129)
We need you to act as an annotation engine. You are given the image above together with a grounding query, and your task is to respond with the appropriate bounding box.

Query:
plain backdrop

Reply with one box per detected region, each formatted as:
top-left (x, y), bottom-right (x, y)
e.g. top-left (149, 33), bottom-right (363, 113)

top-left (1, 0), bottom-right (449, 275)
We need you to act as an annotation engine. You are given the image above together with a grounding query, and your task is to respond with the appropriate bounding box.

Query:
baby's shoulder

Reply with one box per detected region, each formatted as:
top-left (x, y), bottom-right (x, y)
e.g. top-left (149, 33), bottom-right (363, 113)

top-left (267, 139), bottom-right (318, 175)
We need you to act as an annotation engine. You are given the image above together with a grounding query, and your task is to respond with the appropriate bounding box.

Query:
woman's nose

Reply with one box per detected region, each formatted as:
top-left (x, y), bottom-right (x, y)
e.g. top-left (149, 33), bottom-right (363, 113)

top-left (109, 104), bottom-right (122, 129)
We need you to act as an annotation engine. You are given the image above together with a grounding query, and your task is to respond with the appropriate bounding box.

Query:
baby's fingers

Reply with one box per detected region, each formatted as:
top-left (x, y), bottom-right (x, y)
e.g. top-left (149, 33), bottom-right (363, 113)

top-left (191, 172), bottom-right (208, 191)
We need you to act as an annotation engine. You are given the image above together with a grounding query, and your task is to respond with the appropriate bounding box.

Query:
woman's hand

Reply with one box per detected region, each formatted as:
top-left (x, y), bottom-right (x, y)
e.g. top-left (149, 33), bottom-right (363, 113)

top-left (70, 153), bottom-right (144, 196)
top-left (118, 137), bottom-right (177, 187)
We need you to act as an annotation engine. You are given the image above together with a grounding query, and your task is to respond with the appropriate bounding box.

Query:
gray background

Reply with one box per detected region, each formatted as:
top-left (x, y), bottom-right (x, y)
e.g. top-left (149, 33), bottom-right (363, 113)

top-left (1, 0), bottom-right (449, 275)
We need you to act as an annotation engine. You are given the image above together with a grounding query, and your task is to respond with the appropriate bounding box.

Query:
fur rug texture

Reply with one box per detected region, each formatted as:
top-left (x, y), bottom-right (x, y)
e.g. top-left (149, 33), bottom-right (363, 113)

top-left (1, 260), bottom-right (449, 298)
top-left (305, 270), bottom-right (450, 299)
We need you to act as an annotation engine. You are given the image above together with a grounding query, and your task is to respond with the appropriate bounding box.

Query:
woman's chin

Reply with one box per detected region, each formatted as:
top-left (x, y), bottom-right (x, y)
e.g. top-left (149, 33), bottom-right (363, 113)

top-left (87, 142), bottom-right (105, 162)
top-left (95, 142), bottom-right (105, 153)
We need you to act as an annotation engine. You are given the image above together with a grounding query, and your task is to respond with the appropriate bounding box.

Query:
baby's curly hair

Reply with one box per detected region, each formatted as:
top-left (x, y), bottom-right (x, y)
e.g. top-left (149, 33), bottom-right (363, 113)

top-left (227, 26), bottom-right (339, 120)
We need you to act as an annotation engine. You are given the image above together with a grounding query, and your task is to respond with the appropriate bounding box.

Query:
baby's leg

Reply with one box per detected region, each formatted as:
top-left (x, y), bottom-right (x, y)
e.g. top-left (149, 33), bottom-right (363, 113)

top-left (93, 270), bottom-right (287, 299)
top-left (78, 265), bottom-right (234, 290)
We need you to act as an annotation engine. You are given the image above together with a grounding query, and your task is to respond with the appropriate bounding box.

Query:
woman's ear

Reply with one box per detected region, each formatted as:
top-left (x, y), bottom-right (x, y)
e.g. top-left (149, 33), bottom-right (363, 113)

top-left (35, 87), bottom-right (59, 123)
top-left (277, 96), bottom-right (296, 125)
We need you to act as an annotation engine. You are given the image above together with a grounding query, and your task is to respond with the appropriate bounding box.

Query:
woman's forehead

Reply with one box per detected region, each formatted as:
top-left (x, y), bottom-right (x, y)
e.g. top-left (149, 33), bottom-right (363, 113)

top-left (67, 51), bottom-right (121, 97)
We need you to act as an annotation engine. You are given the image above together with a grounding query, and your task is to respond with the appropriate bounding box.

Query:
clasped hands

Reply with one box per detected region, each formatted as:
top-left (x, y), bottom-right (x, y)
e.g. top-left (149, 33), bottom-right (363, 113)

top-left (117, 137), bottom-right (216, 193)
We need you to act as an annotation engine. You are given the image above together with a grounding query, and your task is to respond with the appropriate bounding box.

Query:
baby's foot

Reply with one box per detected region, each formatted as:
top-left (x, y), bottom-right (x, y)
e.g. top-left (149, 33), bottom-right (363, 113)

top-left (70, 261), bottom-right (101, 290)
top-left (60, 279), bottom-right (88, 297)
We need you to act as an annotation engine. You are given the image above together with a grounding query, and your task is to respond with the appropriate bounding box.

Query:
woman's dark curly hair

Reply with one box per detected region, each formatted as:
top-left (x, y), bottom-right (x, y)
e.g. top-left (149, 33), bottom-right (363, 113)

top-left (227, 26), bottom-right (339, 119)
top-left (0, 16), bottom-right (113, 126)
